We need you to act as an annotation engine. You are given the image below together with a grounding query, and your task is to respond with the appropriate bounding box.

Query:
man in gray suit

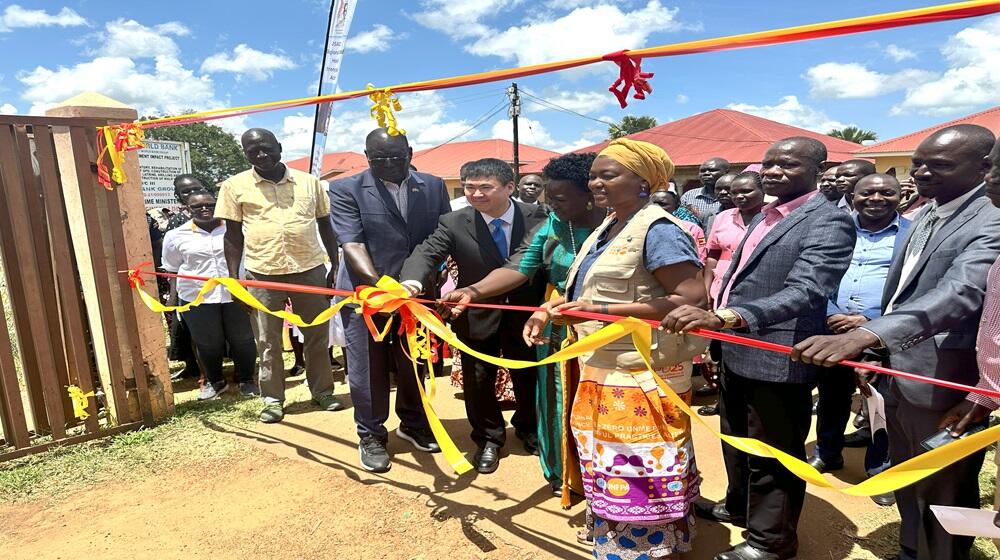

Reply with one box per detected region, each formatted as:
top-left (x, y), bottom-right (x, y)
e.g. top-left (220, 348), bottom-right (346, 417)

top-left (792, 124), bottom-right (1000, 560)
top-left (663, 137), bottom-right (855, 560)
top-left (330, 128), bottom-right (452, 473)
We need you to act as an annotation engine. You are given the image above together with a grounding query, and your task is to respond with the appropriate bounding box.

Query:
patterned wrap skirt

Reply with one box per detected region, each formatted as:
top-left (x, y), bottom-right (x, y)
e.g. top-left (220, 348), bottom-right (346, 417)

top-left (570, 362), bottom-right (700, 559)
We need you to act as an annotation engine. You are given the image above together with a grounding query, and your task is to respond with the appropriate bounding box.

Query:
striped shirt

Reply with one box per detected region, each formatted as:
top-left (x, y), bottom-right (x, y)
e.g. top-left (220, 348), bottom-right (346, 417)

top-left (969, 254), bottom-right (1000, 410)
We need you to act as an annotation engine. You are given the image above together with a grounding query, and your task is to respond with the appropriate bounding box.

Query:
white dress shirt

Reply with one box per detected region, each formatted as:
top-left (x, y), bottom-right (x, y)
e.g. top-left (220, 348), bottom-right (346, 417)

top-left (479, 200), bottom-right (516, 254)
top-left (161, 220), bottom-right (232, 304)
top-left (887, 183), bottom-right (983, 312)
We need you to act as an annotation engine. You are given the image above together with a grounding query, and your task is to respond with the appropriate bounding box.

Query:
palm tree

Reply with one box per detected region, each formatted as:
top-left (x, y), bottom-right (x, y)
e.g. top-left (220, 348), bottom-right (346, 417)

top-left (608, 115), bottom-right (658, 139)
top-left (828, 126), bottom-right (877, 144)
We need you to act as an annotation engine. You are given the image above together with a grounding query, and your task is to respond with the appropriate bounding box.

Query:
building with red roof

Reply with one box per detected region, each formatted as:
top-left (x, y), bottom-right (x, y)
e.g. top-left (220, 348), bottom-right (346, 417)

top-left (854, 105), bottom-right (1000, 177)
top-left (409, 139), bottom-right (559, 198)
top-left (286, 151), bottom-right (367, 181)
top-left (523, 108), bottom-right (862, 191)
top-left (327, 138), bottom-right (559, 198)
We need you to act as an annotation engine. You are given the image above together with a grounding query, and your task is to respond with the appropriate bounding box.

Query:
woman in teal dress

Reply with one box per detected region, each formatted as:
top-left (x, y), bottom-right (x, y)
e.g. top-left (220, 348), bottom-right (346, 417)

top-left (440, 152), bottom-right (606, 495)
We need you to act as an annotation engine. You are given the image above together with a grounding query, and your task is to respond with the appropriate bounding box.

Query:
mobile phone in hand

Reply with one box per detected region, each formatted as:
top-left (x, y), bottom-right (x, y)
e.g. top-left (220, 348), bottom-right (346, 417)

top-left (920, 424), bottom-right (987, 451)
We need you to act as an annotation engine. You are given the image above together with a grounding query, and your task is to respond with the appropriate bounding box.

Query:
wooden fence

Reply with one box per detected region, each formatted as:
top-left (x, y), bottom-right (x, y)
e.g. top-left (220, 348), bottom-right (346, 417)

top-left (0, 115), bottom-right (155, 461)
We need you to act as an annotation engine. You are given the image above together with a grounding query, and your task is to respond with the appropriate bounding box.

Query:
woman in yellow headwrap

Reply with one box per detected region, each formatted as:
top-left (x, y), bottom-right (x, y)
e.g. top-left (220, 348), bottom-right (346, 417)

top-left (524, 139), bottom-right (709, 559)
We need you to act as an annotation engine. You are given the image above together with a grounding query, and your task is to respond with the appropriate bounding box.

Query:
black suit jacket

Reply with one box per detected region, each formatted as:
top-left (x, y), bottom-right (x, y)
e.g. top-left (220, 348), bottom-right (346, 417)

top-left (400, 201), bottom-right (548, 341)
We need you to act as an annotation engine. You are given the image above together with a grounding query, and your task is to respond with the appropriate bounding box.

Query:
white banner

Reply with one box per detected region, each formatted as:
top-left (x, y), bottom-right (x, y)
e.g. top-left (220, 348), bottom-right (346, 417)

top-left (138, 140), bottom-right (192, 209)
top-left (310, 0), bottom-right (358, 177)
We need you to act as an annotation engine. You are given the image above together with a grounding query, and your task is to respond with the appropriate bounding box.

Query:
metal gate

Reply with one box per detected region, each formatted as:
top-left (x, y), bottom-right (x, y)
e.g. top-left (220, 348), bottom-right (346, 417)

top-left (0, 115), bottom-right (155, 461)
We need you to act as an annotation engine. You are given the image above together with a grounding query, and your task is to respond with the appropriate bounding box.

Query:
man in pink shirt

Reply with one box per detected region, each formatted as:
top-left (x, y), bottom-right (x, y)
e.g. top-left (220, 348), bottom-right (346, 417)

top-left (663, 137), bottom-right (855, 560)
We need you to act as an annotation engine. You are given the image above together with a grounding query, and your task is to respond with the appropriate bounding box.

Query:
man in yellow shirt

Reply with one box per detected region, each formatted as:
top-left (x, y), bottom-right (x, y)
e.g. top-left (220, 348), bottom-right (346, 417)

top-left (216, 128), bottom-right (342, 423)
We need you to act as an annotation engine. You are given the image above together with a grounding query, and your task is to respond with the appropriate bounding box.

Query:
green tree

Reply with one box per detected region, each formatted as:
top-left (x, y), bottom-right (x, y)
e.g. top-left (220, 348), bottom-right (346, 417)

top-left (827, 126), bottom-right (878, 144)
top-left (608, 115), bottom-right (658, 139)
top-left (143, 120), bottom-right (248, 188)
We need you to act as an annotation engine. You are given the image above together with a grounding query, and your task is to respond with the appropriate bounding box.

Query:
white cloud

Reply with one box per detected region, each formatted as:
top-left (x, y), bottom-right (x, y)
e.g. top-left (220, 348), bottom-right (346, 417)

top-left (675, 93), bottom-right (689, 104)
top-left (17, 56), bottom-right (216, 117)
top-left (726, 95), bottom-right (846, 133)
top-left (411, 0), bottom-right (515, 39)
top-left (804, 62), bottom-right (936, 99)
top-left (92, 19), bottom-right (190, 58)
top-left (892, 14), bottom-right (1000, 116)
top-left (885, 44), bottom-right (917, 62)
top-left (0, 5), bottom-right (86, 32)
top-left (201, 44), bottom-right (297, 81)
top-left (490, 117), bottom-right (601, 153)
top-left (523, 89), bottom-right (615, 115)
top-left (0, 103), bottom-right (16, 114)
top-left (464, 2), bottom-right (689, 67)
top-left (279, 91), bottom-right (477, 157)
top-left (347, 24), bottom-right (405, 53)
top-left (544, 0), bottom-right (606, 8)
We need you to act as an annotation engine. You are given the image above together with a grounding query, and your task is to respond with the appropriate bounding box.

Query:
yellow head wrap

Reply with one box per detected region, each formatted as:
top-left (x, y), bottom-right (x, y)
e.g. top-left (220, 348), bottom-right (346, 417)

top-left (597, 138), bottom-right (675, 191)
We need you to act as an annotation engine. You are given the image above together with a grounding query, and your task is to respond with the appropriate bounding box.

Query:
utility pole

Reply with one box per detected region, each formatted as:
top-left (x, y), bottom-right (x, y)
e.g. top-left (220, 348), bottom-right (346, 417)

top-left (507, 82), bottom-right (521, 182)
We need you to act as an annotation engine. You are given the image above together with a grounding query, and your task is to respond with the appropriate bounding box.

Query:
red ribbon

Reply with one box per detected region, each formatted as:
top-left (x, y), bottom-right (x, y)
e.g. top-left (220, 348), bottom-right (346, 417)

top-left (126, 261), bottom-right (152, 287)
top-left (603, 50), bottom-right (654, 109)
top-left (123, 266), bottom-right (1000, 401)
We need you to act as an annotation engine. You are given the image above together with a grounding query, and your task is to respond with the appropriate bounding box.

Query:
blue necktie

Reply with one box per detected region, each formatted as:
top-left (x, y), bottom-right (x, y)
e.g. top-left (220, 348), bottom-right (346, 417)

top-left (490, 218), bottom-right (508, 260)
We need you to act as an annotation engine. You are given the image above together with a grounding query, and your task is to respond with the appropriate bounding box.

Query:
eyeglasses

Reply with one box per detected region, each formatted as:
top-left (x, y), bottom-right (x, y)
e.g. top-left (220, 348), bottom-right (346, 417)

top-left (463, 183), bottom-right (500, 195)
top-left (190, 203), bottom-right (216, 210)
top-left (368, 155), bottom-right (407, 165)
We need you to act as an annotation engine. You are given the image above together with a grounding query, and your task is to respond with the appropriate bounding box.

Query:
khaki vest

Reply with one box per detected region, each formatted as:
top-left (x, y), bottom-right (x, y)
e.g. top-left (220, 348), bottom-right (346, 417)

top-left (564, 203), bottom-right (707, 371)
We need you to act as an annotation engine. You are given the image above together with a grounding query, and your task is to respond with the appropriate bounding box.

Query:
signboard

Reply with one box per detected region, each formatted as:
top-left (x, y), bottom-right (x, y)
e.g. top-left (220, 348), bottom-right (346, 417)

top-left (138, 140), bottom-right (192, 209)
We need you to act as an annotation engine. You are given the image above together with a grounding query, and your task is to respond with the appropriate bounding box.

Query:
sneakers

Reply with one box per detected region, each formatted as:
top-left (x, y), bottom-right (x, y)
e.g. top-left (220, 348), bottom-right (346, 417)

top-left (359, 436), bottom-right (391, 472)
top-left (239, 382), bottom-right (260, 397)
top-left (287, 364), bottom-right (305, 378)
top-left (259, 403), bottom-right (284, 423)
top-left (396, 426), bottom-right (441, 453)
top-left (197, 382), bottom-right (227, 401)
top-left (313, 393), bottom-right (345, 411)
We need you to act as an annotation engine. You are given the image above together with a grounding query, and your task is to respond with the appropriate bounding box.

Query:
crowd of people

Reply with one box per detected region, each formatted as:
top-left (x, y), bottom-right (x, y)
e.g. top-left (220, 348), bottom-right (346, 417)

top-left (151, 120), bottom-right (1000, 560)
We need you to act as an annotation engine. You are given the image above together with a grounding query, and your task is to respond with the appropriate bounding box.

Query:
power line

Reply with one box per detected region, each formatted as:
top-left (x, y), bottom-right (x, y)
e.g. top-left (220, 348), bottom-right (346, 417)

top-left (411, 98), bottom-right (509, 160)
top-left (520, 91), bottom-right (614, 126)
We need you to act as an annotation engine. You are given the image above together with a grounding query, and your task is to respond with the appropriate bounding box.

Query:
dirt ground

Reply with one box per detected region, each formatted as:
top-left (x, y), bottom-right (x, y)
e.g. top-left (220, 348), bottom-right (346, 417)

top-left (0, 374), bottom-right (991, 559)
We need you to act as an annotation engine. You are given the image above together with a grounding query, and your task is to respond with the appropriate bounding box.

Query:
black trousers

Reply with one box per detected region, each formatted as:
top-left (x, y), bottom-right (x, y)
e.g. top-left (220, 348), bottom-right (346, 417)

top-left (814, 365), bottom-right (857, 462)
top-left (719, 370), bottom-right (813, 554)
top-left (459, 314), bottom-right (538, 449)
top-left (180, 301), bottom-right (257, 387)
top-left (888, 390), bottom-right (986, 560)
top-left (168, 309), bottom-right (197, 366)
top-left (342, 310), bottom-right (428, 442)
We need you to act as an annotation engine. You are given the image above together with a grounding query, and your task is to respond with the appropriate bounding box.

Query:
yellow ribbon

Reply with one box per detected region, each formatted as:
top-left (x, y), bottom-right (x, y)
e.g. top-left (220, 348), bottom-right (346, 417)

top-left (67, 385), bottom-right (95, 420)
top-left (130, 275), bottom-right (1000, 491)
top-left (366, 84), bottom-right (405, 136)
top-left (626, 322), bottom-right (1000, 497)
top-left (96, 123), bottom-right (145, 189)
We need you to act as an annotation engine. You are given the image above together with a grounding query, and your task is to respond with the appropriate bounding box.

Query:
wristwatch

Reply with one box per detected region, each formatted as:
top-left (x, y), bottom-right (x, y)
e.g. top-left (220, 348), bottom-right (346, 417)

top-left (714, 308), bottom-right (742, 329)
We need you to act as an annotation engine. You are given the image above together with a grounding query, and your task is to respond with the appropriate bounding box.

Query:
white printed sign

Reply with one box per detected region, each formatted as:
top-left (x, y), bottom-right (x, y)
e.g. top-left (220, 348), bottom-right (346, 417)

top-left (139, 140), bottom-right (192, 209)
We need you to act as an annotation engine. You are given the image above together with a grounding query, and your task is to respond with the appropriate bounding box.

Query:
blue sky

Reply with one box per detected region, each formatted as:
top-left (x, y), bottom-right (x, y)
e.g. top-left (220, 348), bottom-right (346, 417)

top-left (1, 1), bottom-right (997, 157)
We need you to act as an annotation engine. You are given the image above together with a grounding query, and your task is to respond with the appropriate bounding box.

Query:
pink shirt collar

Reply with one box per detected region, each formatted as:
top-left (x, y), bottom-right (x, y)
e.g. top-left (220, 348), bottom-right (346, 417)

top-left (762, 189), bottom-right (816, 219)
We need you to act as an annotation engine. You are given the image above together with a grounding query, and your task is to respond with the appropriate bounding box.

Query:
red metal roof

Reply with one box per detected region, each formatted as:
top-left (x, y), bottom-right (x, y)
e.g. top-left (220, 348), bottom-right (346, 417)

top-left (408, 139), bottom-right (559, 179)
top-left (327, 139), bottom-right (560, 181)
top-left (855, 105), bottom-right (1000, 156)
top-left (522, 108), bottom-right (862, 173)
top-left (286, 151), bottom-right (367, 176)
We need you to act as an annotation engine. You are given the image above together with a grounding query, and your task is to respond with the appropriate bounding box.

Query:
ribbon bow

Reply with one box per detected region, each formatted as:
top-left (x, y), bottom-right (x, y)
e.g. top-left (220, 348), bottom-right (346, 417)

top-left (127, 261), bottom-right (152, 287)
top-left (603, 50), bottom-right (654, 109)
top-left (366, 84), bottom-right (406, 136)
top-left (67, 385), bottom-right (96, 420)
top-left (96, 122), bottom-right (145, 189)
